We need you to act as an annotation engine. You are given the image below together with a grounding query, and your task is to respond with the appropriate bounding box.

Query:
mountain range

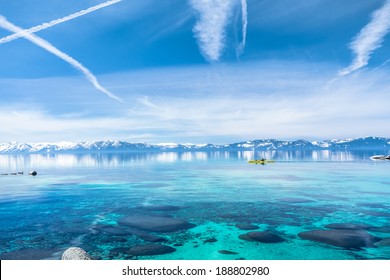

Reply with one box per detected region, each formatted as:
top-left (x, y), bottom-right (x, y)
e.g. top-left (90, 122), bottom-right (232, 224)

top-left (0, 137), bottom-right (389, 154)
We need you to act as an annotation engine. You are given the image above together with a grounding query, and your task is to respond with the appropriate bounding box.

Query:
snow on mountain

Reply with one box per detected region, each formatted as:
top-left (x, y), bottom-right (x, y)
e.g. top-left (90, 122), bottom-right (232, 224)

top-left (0, 137), bottom-right (389, 154)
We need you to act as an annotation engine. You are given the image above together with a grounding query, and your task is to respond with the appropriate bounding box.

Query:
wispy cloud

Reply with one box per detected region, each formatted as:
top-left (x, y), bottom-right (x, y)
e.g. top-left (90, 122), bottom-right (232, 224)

top-left (236, 0), bottom-right (248, 57)
top-left (2, 62), bottom-right (389, 143)
top-left (340, 0), bottom-right (390, 76)
top-left (190, 0), bottom-right (236, 62)
top-left (138, 96), bottom-right (159, 109)
top-left (0, 108), bottom-right (139, 142)
top-left (0, 0), bottom-right (122, 44)
top-left (0, 15), bottom-right (123, 103)
top-left (110, 63), bottom-right (390, 142)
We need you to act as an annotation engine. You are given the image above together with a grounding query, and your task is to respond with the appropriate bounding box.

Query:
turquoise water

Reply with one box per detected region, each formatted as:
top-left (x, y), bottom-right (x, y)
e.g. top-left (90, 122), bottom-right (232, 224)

top-left (0, 151), bottom-right (389, 260)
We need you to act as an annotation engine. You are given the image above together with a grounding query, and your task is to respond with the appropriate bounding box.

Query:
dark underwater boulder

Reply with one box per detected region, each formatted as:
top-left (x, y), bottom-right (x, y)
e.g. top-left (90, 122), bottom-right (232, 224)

top-left (325, 223), bottom-right (371, 230)
top-left (247, 231), bottom-right (285, 243)
top-left (128, 244), bottom-right (176, 256)
top-left (375, 238), bottom-right (390, 247)
top-left (279, 197), bottom-right (313, 203)
top-left (235, 223), bottom-right (259, 230)
top-left (298, 229), bottom-right (381, 249)
top-left (138, 205), bottom-right (181, 211)
top-left (0, 248), bottom-right (58, 260)
top-left (95, 225), bottom-right (131, 236)
top-left (118, 215), bottom-right (195, 233)
top-left (239, 231), bottom-right (285, 243)
top-left (126, 228), bottom-right (167, 242)
top-left (218, 250), bottom-right (238, 255)
top-left (238, 233), bottom-right (255, 241)
top-left (368, 226), bottom-right (390, 233)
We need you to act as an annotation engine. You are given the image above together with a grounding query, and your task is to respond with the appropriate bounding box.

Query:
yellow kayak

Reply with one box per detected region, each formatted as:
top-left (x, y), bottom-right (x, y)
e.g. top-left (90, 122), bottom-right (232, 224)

top-left (248, 159), bottom-right (275, 164)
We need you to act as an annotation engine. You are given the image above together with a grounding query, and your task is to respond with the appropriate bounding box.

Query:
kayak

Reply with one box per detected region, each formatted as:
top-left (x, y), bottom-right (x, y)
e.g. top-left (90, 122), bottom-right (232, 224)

top-left (248, 160), bottom-right (275, 164)
top-left (370, 155), bottom-right (390, 160)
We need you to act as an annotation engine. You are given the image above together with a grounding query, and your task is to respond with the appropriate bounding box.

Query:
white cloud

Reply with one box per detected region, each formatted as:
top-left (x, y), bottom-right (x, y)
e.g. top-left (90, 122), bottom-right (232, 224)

top-left (1, 62), bottom-right (389, 143)
top-left (190, 0), bottom-right (236, 61)
top-left (340, 0), bottom-right (390, 75)
top-left (0, 107), bottom-right (150, 142)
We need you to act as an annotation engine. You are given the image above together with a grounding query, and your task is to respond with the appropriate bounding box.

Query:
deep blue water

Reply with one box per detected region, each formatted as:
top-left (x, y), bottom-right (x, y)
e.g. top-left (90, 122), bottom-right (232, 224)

top-left (0, 151), bottom-right (389, 260)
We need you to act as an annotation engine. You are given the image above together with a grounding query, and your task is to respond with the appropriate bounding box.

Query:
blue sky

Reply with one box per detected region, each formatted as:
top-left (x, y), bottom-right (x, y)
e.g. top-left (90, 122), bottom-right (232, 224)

top-left (0, 0), bottom-right (389, 143)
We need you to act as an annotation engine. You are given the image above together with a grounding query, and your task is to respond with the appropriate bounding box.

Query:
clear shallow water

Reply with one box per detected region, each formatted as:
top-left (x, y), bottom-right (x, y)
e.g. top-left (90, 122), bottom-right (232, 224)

top-left (0, 151), bottom-right (389, 260)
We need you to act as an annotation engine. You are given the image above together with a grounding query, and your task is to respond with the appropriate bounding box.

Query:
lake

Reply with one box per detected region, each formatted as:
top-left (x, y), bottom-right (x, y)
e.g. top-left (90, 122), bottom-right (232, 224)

top-left (0, 150), bottom-right (389, 260)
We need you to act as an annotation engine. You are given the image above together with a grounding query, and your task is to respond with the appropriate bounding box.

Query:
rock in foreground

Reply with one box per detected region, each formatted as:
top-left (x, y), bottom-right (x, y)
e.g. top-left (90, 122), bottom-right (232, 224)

top-left (61, 247), bottom-right (91, 260)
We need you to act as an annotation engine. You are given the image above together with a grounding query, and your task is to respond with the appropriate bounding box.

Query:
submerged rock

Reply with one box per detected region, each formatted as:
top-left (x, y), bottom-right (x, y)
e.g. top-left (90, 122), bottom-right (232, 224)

top-left (298, 229), bottom-right (381, 249)
top-left (356, 203), bottom-right (388, 209)
top-left (138, 205), bottom-right (181, 212)
top-left (363, 211), bottom-right (390, 218)
top-left (112, 237), bottom-right (128, 242)
top-left (279, 197), bottom-right (313, 203)
top-left (109, 247), bottom-right (131, 258)
top-left (325, 223), bottom-right (371, 230)
top-left (235, 223), bottom-right (259, 230)
top-left (128, 244), bottom-right (176, 256)
top-left (101, 227), bottom-right (130, 236)
top-left (126, 228), bottom-right (167, 242)
top-left (0, 248), bottom-right (58, 260)
top-left (238, 234), bottom-right (255, 242)
top-left (95, 224), bottom-right (167, 242)
top-left (368, 226), bottom-right (390, 233)
top-left (218, 250), bottom-right (238, 255)
top-left (94, 225), bottom-right (131, 236)
top-left (118, 215), bottom-right (195, 233)
top-left (203, 237), bottom-right (218, 243)
top-left (375, 238), bottom-right (390, 247)
top-left (239, 231), bottom-right (285, 243)
top-left (247, 231), bottom-right (285, 243)
top-left (61, 247), bottom-right (91, 260)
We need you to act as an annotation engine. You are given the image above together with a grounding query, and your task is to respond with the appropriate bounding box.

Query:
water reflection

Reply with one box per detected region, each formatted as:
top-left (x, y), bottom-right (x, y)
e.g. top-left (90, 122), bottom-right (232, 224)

top-left (0, 152), bottom-right (211, 170)
top-left (0, 150), bottom-right (384, 171)
top-left (242, 150), bottom-right (380, 162)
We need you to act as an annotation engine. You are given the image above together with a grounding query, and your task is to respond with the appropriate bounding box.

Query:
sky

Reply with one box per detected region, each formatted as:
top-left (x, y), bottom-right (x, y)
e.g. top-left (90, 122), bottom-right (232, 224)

top-left (0, 0), bottom-right (389, 144)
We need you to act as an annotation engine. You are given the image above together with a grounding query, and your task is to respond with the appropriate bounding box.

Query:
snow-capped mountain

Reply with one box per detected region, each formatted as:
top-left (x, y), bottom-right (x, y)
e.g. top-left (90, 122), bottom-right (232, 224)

top-left (0, 137), bottom-right (389, 154)
top-left (230, 137), bottom-right (390, 151)
top-left (0, 140), bottom-right (218, 154)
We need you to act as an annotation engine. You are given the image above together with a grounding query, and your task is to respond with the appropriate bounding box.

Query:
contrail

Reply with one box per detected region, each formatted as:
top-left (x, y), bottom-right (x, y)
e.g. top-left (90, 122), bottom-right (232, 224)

top-left (190, 0), bottom-right (235, 62)
top-left (237, 0), bottom-right (247, 57)
top-left (0, 0), bottom-right (122, 44)
top-left (0, 15), bottom-right (123, 103)
top-left (339, 0), bottom-right (390, 76)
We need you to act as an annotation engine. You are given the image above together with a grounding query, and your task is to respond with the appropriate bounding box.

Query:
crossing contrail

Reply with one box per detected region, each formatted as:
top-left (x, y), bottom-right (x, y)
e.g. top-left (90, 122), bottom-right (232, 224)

top-left (339, 0), bottom-right (390, 76)
top-left (0, 15), bottom-right (124, 103)
top-left (0, 0), bottom-right (122, 44)
top-left (237, 0), bottom-right (247, 57)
